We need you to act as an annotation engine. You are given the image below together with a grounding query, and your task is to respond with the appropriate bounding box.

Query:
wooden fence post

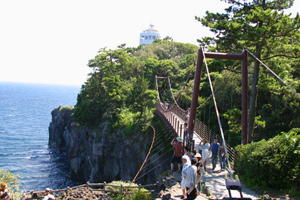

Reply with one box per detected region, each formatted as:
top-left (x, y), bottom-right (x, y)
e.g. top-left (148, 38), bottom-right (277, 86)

top-left (120, 184), bottom-right (123, 194)
top-left (103, 181), bottom-right (106, 194)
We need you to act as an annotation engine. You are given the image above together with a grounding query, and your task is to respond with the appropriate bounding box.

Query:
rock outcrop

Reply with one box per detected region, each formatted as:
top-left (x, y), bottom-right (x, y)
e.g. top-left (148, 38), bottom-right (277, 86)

top-left (49, 107), bottom-right (169, 184)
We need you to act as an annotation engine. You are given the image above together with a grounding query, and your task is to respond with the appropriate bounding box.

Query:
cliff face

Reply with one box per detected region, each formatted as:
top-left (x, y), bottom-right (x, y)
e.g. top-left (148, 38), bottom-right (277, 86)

top-left (49, 107), bottom-right (168, 184)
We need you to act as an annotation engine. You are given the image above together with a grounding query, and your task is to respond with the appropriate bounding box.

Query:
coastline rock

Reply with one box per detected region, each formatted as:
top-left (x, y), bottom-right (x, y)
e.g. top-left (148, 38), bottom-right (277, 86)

top-left (48, 107), bottom-right (169, 184)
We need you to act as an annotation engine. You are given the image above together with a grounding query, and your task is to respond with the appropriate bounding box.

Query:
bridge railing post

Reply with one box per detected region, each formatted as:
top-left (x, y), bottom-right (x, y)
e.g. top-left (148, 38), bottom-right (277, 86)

top-left (172, 115), bottom-right (175, 127)
top-left (175, 118), bottom-right (177, 134)
top-left (180, 124), bottom-right (182, 137)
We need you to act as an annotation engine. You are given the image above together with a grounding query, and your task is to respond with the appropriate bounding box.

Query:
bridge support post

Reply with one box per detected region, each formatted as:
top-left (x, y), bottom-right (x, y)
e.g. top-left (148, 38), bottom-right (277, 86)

top-left (188, 47), bottom-right (248, 146)
top-left (241, 49), bottom-right (248, 145)
top-left (187, 47), bottom-right (204, 148)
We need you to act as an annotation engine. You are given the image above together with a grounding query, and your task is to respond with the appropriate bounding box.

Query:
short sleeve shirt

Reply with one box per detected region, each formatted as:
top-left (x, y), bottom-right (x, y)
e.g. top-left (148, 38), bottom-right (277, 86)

top-left (211, 142), bottom-right (220, 155)
top-left (172, 142), bottom-right (183, 157)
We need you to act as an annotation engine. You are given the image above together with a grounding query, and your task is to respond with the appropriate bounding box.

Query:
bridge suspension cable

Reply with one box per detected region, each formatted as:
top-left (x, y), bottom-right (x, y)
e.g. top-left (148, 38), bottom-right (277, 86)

top-left (132, 124), bottom-right (156, 183)
top-left (131, 114), bottom-right (174, 183)
top-left (246, 49), bottom-right (300, 99)
top-left (202, 47), bottom-right (233, 177)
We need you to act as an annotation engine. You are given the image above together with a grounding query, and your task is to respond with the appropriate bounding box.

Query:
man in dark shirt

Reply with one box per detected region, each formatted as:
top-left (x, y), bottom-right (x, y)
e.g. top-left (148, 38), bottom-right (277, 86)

top-left (171, 137), bottom-right (183, 172)
top-left (210, 138), bottom-right (220, 171)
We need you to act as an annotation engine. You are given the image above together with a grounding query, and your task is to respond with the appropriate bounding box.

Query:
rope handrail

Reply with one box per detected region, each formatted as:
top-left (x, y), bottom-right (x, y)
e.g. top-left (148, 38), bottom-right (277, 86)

top-left (132, 124), bottom-right (156, 183)
top-left (246, 49), bottom-right (300, 99)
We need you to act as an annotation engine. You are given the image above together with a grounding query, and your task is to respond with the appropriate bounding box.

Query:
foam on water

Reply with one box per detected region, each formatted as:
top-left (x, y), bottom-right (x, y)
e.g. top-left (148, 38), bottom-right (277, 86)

top-left (0, 82), bottom-right (80, 191)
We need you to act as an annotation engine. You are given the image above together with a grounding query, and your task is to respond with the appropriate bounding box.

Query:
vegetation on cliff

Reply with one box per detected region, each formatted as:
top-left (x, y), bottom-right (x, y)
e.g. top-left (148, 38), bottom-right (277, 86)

top-left (73, 40), bottom-right (198, 129)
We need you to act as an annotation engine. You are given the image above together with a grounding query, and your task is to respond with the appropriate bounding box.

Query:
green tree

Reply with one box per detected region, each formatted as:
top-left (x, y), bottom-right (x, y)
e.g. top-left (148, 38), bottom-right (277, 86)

top-left (74, 40), bottom-right (198, 129)
top-left (196, 0), bottom-right (300, 142)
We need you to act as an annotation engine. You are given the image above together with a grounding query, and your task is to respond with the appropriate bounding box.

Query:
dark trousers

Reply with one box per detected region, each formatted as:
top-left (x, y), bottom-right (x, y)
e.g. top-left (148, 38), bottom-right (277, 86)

top-left (185, 187), bottom-right (197, 200)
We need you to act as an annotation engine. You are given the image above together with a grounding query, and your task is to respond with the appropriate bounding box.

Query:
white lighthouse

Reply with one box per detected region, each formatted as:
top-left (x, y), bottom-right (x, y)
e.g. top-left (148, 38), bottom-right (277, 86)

top-left (140, 24), bottom-right (161, 45)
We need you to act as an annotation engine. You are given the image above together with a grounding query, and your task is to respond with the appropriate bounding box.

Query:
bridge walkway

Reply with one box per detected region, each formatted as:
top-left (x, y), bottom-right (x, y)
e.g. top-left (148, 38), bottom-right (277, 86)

top-left (155, 103), bottom-right (259, 199)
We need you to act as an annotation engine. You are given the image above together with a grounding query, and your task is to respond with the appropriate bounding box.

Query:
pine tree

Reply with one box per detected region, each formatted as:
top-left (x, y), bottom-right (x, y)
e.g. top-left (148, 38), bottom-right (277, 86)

top-left (196, 0), bottom-right (300, 142)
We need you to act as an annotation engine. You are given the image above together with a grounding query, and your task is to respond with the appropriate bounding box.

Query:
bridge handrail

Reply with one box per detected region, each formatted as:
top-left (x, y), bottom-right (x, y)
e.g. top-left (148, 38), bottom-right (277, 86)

top-left (156, 102), bottom-right (236, 163)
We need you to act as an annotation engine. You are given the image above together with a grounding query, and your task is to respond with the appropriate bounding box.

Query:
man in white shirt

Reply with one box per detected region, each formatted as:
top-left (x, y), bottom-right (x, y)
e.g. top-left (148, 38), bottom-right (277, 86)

top-left (181, 155), bottom-right (191, 199)
top-left (185, 158), bottom-right (198, 199)
top-left (44, 188), bottom-right (55, 200)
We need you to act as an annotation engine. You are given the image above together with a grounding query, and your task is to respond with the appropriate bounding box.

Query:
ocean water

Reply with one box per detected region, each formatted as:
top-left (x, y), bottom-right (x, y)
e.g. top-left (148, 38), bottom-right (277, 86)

top-left (0, 82), bottom-right (81, 192)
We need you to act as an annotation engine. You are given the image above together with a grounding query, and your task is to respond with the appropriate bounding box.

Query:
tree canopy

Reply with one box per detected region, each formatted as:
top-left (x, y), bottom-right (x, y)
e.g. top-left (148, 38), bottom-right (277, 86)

top-left (73, 41), bottom-right (198, 129)
top-left (195, 0), bottom-right (300, 143)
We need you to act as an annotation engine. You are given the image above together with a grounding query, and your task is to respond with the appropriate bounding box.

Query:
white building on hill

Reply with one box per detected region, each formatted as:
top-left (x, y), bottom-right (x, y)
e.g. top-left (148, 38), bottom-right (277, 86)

top-left (140, 24), bottom-right (161, 45)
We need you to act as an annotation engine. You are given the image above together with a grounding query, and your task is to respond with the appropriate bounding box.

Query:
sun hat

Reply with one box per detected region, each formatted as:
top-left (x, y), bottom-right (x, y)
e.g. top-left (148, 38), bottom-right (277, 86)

top-left (195, 153), bottom-right (202, 158)
top-left (176, 137), bottom-right (183, 142)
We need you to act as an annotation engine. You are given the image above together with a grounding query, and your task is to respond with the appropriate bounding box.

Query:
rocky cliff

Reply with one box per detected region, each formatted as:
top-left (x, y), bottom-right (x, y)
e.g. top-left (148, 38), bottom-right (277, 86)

top-left (48, 107), bottom-right (169, 184)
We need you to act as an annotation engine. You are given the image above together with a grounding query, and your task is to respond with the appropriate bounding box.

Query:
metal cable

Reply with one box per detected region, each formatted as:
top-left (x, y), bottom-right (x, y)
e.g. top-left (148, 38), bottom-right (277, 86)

top-left (246, 49), bottom-right (300, 99)
top-left (202, 47), bottom-right (233, 176)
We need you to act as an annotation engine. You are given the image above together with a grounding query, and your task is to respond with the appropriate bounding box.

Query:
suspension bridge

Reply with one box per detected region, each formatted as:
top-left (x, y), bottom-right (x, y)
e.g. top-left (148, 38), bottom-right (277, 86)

top-left (134, 46), bottom-right (299, 199)
top-left (26, 46), bottom-right (299, 199)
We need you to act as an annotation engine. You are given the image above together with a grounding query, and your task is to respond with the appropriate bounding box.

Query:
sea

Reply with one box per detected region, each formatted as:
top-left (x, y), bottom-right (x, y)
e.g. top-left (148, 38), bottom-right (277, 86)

top-left (0, 82), bottom-right (81, 192)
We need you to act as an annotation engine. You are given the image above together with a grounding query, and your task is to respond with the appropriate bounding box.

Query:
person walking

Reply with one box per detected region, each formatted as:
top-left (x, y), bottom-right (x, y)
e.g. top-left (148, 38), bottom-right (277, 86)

top-left (180, 155), bottom-right (191, 199)
top-left (164, 101), bottom-right (169, 110)
top-left (200, 140), bottom-right (210, 171)
top-left (185, 158), bottom-right (198, 200)
top-left (195, 153), bottom-right (203, 195)
top-left (210, 138), bottom-right (220, 171)
top-left (218, 143), bottom-right (226, 171)
top-left (170, 137), bottom-right (183, 172)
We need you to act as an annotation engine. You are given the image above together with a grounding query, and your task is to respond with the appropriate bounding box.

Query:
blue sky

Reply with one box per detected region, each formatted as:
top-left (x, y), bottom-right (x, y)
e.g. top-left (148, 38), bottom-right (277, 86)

top-left (0, 0), bottom-right (299, 86)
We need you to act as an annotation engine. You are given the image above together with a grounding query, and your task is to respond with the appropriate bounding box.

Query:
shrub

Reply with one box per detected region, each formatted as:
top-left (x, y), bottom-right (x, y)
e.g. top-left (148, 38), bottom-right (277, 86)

top-left (106, 181), bottom-right (153, 200)
top-left (235, 128), bottom-right (300, 191)
top-left (132, 190), bottom-right (153, 200)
